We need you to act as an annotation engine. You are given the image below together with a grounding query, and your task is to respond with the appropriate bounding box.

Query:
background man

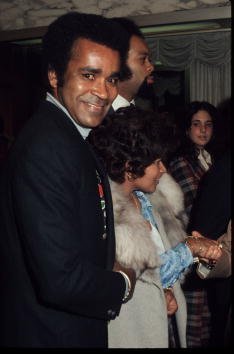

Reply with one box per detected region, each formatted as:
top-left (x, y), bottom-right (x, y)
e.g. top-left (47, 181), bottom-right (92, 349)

top-left (111, 17), bottom-right (155, 112)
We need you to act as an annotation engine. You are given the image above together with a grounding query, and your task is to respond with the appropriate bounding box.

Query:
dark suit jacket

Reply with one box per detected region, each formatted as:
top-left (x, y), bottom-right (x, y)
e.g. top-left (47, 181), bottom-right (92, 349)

top-left (0, 101), bottom-right (125, 348)
top-left (188, 150), bottom-right (231, 239)
top-left (187, 150), bottom-right (231, 346)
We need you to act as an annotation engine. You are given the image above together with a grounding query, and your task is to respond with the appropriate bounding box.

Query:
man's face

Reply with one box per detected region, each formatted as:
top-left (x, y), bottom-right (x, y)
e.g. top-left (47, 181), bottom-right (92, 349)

top-left (123, 35), bottom-right (154, 100)
top-left (49, 38), bottom-right (120, 128)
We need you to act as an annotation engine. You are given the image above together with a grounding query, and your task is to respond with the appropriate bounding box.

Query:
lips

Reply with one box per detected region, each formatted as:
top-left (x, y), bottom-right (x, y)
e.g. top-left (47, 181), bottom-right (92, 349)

top-left (86, 102), bottom-right (107, 114)
top-left (87, 102), bottom-right (105, 108)
top-left (82, 98), bottom-right (108, 113)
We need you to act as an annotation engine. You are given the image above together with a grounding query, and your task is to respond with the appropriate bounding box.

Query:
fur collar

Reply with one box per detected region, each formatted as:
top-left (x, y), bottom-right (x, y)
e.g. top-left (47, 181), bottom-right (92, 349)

top-left (148, 173), bottom-right (188, 248)
top-left (110, 180), bottom-right (161, 280)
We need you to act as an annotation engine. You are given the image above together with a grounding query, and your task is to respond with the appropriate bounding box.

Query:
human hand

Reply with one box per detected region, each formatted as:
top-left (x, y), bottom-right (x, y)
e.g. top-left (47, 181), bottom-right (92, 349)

top-left (113, 261), bottom-right (136, 302)
top-left (164, 288), bottom-right (178, 316)
top-left (186, 231), bottom-right (222, 262)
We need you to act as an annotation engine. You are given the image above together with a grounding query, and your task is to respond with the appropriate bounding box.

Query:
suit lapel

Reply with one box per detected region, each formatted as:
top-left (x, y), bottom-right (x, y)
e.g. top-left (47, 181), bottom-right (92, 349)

top-left (86, 143), bottom-right (115, 270)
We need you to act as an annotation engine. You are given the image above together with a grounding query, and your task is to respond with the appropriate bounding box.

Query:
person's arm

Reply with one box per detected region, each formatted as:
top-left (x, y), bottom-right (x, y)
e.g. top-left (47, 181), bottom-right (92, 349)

top-left (164, 287), bottom-right (178, 316)
top-left (159, 243), bottom-right (193, 289)
top-left (160, 235), bottom-right (222, 288)
top-left (12, 134), bottom-right (126, 321)
top-left (113, 261), bottom-right (136, 303)
top-left (196, 221), bottom-right (231, 279)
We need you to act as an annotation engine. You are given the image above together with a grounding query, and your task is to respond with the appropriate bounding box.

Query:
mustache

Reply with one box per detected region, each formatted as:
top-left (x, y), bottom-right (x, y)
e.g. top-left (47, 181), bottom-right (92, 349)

top-left (137, 77), bottom-right (154, 98)
top-left (83, 97), bottom-right (109, 107)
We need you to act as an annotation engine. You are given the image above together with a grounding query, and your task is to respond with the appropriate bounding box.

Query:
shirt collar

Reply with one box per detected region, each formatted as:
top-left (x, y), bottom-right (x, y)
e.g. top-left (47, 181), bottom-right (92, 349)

top-left (134, 191), bottom-right (158, 230)
top-left (135, 190), bottom-right (152, 209)
top-left (46, 92), bottom-right (91, 139)
top-left (112, 94), bottom-right (135, 111)
top-left (197, 148), bottom-right (212, 171)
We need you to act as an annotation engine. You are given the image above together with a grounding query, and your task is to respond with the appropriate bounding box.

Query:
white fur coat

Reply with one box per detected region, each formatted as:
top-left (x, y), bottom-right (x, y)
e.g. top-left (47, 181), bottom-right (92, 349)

top-left (109, 175), bottom-right (188, 348)
top-left (148, 172), bottom-right (188, 248)
top-left (110, 172), bottom-right (188, 280)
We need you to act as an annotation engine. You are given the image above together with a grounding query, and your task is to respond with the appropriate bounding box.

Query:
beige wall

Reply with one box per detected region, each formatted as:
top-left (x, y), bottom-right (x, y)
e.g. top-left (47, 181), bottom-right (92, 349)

top-left (0, 0), bottom-right (230, 31)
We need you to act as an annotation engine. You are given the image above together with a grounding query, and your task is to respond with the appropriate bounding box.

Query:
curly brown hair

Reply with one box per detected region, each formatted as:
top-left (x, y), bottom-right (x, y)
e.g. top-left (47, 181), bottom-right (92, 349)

top-left (88, 106), bottom-right (177, 183)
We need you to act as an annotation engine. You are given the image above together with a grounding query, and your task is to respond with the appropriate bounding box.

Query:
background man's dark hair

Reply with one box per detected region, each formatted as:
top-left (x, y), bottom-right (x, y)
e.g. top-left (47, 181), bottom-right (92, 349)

top-left (112, 17), bottom-right (144, 39)
top-left (42, 11), bottom-right (131, 89)
top-left (111, 17), bottom-right (149, 83)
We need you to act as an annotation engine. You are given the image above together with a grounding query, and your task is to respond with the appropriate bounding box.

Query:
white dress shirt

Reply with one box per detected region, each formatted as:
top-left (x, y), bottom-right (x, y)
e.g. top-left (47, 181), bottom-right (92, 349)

top-left (46, 92), bottom-right (91, 139)
top-left (112, 94), bottom-right (135, 111)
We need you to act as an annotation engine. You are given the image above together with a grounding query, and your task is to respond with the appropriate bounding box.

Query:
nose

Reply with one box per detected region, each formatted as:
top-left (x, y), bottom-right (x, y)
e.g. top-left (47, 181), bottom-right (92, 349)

top-left (91, 79), bottom-right (109, 100)
top-left (147, 59), bottom-right (154, 75)
top-left (200, 124), bottom-right (206, 133)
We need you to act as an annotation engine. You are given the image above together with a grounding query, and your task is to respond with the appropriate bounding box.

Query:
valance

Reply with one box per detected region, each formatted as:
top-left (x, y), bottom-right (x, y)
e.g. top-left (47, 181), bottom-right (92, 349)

top-left (147, 31), bottom-right (231, 70)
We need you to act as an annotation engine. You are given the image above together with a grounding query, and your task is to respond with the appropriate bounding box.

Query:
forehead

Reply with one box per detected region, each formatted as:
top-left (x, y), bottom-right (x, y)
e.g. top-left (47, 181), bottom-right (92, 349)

top-left (128, 35), bottom-right (150, 56)
top-left (70, 38), bottom-right (120, 68)
top-left (191, 110), bottom-right (213, 122)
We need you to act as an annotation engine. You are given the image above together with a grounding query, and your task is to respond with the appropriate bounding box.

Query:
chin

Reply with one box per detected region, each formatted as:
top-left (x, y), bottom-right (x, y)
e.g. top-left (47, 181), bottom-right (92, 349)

top-left (147, 186), bottom-right (157, 194)
top-left (84, 113), bottom-right (106, 128)
top-left (92, 116), bottom-right (106, 127)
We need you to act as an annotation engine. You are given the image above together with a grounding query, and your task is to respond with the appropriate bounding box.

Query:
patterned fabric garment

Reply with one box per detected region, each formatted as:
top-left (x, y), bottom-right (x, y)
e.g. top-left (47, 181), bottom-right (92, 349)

top-left (169, 154), bottom-right (212, 348)
top-left (185, 289), bottom-right (211, 347)
top-left (134, 191), bottom-right (193, 289)
top-left (169, 156), bottom-right (207, 218)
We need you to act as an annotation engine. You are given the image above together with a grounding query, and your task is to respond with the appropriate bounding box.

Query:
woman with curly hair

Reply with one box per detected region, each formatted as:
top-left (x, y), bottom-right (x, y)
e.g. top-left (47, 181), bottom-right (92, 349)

top-left (87, 105), bottom-right (222, 348)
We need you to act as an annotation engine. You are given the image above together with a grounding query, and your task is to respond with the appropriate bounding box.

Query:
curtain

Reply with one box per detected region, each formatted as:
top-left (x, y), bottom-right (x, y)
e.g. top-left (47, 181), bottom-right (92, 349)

top-left (146, 31), bottom-right (231, 106)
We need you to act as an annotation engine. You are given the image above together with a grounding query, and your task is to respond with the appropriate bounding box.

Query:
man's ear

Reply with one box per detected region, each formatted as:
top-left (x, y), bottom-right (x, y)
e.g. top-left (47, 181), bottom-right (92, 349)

top-left (48, 70), bottom-right (58, 89)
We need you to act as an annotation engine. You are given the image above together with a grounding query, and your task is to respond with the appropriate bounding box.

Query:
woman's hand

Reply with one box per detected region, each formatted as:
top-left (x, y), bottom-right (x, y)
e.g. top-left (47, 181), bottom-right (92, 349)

top-left (185, 231), bottom-right (222, 262)
top-left (164, 288), bottom-right (178, 316)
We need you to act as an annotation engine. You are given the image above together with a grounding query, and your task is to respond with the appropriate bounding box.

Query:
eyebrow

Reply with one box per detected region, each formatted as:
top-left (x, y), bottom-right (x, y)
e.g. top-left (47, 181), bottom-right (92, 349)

top-left (80, 67), bottom-right (120, 78)
top-left (80, 67), bottom-right (101, 73)
top-left (138, 51), bottom-right (149, 56)
top-left (192, 119), bottom-right (213, 122)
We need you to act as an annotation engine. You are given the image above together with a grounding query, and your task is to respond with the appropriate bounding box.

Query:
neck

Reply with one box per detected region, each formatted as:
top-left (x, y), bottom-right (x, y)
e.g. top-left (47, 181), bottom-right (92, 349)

top-left (130, 192), bottom-right (141, 212)
top-left (196, 145), bottom-right (205, 150)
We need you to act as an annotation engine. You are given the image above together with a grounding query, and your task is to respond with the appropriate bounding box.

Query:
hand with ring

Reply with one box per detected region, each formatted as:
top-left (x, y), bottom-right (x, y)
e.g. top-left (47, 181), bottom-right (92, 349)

top-left (185, 231), bottom-right (223, 262)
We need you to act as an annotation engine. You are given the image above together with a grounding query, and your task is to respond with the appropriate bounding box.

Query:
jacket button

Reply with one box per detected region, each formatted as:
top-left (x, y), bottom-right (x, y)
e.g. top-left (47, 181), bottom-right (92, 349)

top-left (102, 232), bottom-right (107, 240)
top-left (107, 309), bottom-right (116, 319)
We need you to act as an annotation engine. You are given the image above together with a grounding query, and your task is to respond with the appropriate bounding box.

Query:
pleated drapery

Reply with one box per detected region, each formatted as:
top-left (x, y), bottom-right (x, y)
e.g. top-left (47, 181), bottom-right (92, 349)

top-left (146, 31), bottom-right (231, 106)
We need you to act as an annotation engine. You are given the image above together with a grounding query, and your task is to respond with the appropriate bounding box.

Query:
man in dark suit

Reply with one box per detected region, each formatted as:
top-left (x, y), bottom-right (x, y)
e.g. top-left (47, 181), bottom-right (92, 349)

top-left (188, 150), bottom-right (231, 347)
top-left (188, 151), bottom-right (231, 239)
top-left (110, 17), bottom-right (155, 112)
top-left (0, 12), bottom-right (136, 348)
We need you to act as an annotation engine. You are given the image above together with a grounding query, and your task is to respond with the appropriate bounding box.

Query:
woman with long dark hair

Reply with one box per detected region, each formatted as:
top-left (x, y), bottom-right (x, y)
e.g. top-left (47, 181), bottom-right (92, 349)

top-left (169, 101), bottom-right (220, 347)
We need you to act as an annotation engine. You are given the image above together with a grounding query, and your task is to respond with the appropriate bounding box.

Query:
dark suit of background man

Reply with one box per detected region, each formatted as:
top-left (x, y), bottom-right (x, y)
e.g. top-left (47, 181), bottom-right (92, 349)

top-left (0, 12), bottom-right (136, 348)
top-left (188, 150), bottom-right (231, 347)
